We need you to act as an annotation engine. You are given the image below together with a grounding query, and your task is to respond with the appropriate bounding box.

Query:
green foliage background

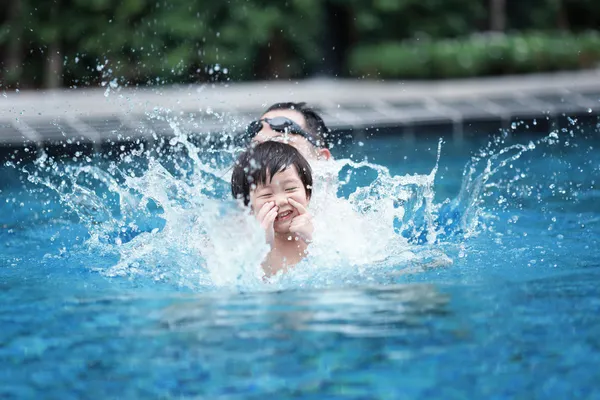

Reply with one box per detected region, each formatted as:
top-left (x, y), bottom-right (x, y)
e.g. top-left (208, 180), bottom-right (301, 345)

top-left (1, 0), bottom-right (600, 88)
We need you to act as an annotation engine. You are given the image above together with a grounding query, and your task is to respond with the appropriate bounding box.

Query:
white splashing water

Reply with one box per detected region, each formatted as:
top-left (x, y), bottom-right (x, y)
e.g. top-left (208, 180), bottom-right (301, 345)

top-left (10, 113), bottom-right (564, 291)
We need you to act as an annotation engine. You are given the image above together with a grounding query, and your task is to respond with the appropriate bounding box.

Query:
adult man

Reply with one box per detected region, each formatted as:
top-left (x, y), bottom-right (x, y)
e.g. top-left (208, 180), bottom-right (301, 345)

top-left (245, 102), bottom-right (332, 162)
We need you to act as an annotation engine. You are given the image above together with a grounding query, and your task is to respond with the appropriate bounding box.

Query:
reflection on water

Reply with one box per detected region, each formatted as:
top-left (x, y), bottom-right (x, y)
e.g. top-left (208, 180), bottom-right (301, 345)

top-left (158, 284), bottom-right (451, 338)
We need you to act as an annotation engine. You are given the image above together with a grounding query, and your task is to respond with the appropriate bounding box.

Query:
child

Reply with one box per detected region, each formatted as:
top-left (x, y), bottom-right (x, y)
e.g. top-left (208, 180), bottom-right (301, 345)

top-left (231, 141), bottom-right (314, 277)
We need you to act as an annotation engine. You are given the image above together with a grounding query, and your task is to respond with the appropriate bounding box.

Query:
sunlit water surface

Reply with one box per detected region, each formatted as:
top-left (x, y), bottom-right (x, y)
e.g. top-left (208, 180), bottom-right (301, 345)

top-left (1, 118), bottom-right (599, 398)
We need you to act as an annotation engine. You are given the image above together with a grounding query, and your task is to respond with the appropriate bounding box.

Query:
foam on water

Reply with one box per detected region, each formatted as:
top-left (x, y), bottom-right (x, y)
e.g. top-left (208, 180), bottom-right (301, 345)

top-left (7, 111), bottom-right (588, 291)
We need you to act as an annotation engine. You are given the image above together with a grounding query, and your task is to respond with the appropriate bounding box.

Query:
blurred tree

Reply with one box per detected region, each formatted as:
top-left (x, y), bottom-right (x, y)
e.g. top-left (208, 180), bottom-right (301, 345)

top-left (349, 31), bottom-right (600, 79)
top-left (346, 0), bottom-right (487, 42)
top-left (63, 0), bottom-right (323, 83)
top-left (215, 0), bottom-right (323, 80)
top-left (490, 0), bottom-right (506, 31)
top-left (564, 0), bottom-right (600, 30)
top-left (44, 0), bottom-right (63, 88)
top-left (1, 0), bottom-right (600, 88)
top-left (2, 0), bottom-right (24, 86)
top-left (319, 1), bottom-right (354, 77)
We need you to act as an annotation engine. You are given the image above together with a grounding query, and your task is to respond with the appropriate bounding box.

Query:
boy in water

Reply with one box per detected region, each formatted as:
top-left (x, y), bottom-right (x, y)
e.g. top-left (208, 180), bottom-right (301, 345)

top-left (231, 141), bottom-right (314, 277)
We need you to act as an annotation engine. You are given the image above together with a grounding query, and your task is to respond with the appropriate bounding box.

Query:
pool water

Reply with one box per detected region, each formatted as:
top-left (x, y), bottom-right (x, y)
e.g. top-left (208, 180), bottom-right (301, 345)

top-left (1, 124), bottom-right (599, 398)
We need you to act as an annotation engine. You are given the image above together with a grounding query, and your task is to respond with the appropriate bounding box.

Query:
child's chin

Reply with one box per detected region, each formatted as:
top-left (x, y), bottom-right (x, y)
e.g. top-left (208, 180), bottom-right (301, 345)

top-left (274, 222), bottom-right (291, 234)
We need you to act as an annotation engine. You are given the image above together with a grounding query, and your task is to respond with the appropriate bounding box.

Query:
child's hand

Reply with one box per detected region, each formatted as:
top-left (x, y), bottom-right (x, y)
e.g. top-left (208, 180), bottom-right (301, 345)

top-left (256, 201), bottom-right (278, 245)
top-left (288, 198), bottom-right (313, 243)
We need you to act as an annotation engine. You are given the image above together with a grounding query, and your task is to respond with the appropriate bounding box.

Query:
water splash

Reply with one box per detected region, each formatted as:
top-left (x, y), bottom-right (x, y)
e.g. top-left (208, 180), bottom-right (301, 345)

top-left (8, 112), bottom-right (576, 290)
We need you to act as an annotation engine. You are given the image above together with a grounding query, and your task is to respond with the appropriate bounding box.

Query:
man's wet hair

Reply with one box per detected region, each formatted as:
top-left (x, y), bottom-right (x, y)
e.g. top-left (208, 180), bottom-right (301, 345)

top-left (231, 141), bottom-right (313, 207)
top-left (264, 102), bottom-right (331, 149)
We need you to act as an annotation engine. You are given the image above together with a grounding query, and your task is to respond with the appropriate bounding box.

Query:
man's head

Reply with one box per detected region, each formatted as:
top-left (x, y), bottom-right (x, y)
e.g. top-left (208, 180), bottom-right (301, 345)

top-left (247, 102), bottom-right (332, 162)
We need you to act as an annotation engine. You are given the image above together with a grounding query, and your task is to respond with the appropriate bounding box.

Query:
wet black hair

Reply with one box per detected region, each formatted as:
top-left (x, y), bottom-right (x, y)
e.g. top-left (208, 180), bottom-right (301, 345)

top-left (264, 102), bottom-right (331, 149)
top-left (231, 141), bottom-right (313, 206)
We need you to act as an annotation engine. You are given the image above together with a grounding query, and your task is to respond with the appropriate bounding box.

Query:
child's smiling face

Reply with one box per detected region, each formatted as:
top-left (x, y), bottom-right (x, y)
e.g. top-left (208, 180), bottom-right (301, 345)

top-left (250, 165), bottom-right (310, 234)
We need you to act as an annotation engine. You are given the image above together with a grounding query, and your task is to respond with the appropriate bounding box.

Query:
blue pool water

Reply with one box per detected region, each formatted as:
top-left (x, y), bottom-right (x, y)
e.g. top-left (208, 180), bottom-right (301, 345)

top-left (1, 124), bottom-right (599, 398)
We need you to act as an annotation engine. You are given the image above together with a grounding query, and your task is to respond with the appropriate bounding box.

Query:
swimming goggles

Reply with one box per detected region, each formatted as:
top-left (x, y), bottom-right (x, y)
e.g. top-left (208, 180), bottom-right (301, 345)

top-left (244, 116), bottom-right (319, 147)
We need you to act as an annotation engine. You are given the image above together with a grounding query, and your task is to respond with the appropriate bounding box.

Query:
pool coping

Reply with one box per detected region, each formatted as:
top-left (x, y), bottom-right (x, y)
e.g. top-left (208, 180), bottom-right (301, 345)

top-left (1, 69), bottom-right (599, 156)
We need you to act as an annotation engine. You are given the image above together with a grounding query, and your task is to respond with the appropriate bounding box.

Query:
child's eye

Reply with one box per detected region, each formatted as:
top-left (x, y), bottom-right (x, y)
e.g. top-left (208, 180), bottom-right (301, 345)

top-left (259, 193), bottom-right (273, 198)
top-left (285, 187), bottom-right (298, 192)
